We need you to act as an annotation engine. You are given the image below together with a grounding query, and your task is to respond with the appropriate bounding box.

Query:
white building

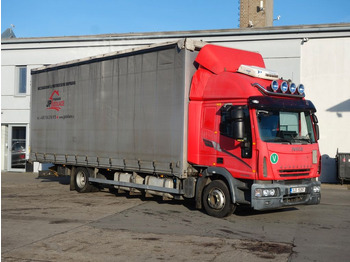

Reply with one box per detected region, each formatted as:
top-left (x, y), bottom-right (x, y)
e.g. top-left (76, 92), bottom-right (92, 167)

top-left (2, 24), bottom-right (350, 182)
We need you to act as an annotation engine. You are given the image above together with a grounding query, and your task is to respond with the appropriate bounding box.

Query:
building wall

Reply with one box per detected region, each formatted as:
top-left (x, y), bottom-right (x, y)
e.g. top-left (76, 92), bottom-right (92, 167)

top-left (2, 25), bottom-right (350, 181)
top-left (301, 37), bottom-right (350, 182)
top-left (1, 125), bottom-right (8, 170)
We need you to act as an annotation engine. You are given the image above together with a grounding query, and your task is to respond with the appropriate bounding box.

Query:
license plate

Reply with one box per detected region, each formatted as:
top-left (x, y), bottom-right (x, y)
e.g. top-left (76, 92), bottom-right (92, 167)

top-left (290, 187), bottom-right (306, 194)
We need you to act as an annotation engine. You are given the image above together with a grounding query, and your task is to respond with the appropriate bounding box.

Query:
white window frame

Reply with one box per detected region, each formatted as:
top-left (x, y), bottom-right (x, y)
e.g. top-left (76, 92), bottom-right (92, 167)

top-left (8, 124), bottom-right (28, 172)
top-left (15, 65), bottom-right (27, 96)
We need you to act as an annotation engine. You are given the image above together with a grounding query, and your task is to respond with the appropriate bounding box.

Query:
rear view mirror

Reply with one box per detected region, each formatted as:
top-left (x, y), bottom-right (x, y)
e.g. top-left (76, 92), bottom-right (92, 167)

top-left (220, 105), bottom-right (245, 140)
top-left (231, 107), bottom-right (245, 140)
top-left (220, 105), bottom-right (252, 158)
top-left (312, 114), bottom-right (320, 140)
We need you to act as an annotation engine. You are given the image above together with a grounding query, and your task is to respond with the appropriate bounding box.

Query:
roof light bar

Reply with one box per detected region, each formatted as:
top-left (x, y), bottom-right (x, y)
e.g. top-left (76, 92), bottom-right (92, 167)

top-left (252, 82), bottom-right (305, 98)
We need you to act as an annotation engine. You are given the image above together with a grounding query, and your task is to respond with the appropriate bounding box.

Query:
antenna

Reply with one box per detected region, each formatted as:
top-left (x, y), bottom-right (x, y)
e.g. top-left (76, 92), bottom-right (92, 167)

top-left (274, 15), bottom-right (281, 21)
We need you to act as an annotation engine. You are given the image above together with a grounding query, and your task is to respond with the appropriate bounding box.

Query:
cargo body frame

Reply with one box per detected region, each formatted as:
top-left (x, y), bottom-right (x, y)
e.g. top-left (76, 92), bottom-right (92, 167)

top-left (31, 40), bottom-right (198, 178)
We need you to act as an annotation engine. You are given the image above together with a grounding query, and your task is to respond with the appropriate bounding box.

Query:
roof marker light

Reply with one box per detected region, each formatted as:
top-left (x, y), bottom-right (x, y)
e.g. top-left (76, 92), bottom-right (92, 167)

top-left (289, 83), bottom-right (297, 94)
top-left (281, 81), bottom-right (288, 93)
top-left (271, 80), bottom-right (279, 92)
top-left (297, 84), bottom-right (305, 95)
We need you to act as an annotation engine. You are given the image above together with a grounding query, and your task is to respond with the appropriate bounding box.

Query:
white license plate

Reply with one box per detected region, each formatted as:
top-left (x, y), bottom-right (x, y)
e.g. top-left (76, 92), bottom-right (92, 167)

top-left (290, 187), bottom-right (306, 194)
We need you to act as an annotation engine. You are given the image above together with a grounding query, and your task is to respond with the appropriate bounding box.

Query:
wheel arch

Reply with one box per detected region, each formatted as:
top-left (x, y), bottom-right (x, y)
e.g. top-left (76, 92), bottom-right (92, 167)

top-left (195, 167), bottom-right (239, 209)
top-left (206, 167), bottom-right (237, 204)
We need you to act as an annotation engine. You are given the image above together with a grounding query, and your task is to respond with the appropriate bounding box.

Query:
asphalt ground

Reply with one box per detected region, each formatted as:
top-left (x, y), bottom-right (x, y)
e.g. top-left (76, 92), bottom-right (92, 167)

top-left (1, 172), bottom-right (349, 262)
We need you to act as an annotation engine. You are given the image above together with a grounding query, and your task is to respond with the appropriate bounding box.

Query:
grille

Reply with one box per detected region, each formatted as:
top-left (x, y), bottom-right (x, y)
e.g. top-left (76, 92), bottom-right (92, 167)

top-left (283, 193), bottom-right (308, 204)
top-left (279, 169), bottom-right (310, 177)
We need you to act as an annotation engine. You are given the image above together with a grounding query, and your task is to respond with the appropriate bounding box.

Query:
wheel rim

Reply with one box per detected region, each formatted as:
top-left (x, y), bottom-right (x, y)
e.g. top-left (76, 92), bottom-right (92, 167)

top-left (76, 171), bottom-right (86, 188)
top-left (207, 188), bottom-right (226, 210)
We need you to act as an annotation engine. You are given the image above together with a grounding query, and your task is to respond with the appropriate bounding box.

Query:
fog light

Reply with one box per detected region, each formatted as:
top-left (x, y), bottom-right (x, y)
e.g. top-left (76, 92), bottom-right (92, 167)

top-left (289, 83), bottom-right (297, 94)
top-left (281, 81), bottom-right (288, 93)
top-left (297, 84), bottom-right (305, 95)
top-left (271, 80), bottom-right (279, 92)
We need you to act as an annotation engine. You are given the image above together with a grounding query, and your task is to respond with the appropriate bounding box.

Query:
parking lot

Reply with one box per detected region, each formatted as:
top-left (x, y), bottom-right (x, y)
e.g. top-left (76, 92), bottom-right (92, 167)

top-left (2, 172), bottom-right (349, 262)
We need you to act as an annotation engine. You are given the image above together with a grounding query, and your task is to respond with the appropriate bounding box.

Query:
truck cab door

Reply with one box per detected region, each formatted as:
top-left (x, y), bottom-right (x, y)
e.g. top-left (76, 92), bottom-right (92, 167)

top-left (200, 105), bottom-right (220, 166)
top-left (218, 105), bottom-right (257, 179)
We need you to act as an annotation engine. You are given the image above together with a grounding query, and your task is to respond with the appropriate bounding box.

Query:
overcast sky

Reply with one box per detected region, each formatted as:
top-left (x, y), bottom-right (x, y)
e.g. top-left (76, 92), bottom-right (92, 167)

top-left (2, 0), bottom-right (350, 38)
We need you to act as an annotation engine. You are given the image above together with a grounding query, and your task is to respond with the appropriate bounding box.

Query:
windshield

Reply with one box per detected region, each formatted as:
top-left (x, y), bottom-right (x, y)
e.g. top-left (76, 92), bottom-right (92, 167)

top-left (257, 110), bottom-right (316, 144)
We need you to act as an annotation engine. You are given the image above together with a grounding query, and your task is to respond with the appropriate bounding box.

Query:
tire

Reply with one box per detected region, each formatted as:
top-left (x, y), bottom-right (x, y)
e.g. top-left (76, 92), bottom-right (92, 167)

top-left (202, 180), bottom-right (236, 218)
top-left (74, 167), bottom-right (94, 193)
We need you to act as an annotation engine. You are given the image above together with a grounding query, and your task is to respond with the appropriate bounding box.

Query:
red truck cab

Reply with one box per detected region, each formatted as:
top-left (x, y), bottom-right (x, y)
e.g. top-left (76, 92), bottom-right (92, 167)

top-left (188, 44), bottom-right (321, 217)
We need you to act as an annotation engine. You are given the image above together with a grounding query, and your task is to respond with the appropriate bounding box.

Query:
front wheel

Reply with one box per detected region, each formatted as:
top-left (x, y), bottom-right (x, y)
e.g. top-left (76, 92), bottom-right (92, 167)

top-left (202, 180), bottom-right (236, 218)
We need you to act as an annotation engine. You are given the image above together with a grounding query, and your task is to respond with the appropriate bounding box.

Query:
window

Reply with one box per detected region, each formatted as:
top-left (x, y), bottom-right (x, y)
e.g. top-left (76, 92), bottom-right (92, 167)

top-left (10, 126), bottom-right (26, 169)
top-left (220, 107), bottom-right (234, 138)
top-left (257, 110), bottom-right (316, 144)
top-left (16, 66), bottom-right (27, 95)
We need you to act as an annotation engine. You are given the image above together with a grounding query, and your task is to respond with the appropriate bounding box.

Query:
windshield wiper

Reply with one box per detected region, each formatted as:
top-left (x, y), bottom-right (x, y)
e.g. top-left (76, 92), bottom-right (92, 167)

top-left (292, 137), bottom-right (311, 144)
top-left (266, 137), bottom-right (291, 144)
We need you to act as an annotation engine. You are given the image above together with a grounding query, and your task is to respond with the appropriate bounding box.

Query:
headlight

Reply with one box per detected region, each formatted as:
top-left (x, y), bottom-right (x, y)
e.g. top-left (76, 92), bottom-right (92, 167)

top-left (254, 188), bottom-right (278, 197)
top-left (263, 188), bottom-right (277, 197)
top-left (313, 186), bottom-right (321, 193)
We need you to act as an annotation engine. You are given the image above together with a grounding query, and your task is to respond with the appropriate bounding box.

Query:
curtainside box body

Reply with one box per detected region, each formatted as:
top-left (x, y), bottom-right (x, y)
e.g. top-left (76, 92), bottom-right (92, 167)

top-left (30, 40), bottom-right (200, 178)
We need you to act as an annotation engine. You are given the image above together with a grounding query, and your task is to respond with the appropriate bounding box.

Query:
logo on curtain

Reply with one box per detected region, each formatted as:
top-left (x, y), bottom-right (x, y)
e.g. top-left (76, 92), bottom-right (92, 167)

top-left (46, 90), bottom-right (64, 111)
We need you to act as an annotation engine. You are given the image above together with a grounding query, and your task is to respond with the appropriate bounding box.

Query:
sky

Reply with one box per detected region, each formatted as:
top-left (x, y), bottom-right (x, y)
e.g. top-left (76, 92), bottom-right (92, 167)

top-left (1, 0), bottom-right (350, 38)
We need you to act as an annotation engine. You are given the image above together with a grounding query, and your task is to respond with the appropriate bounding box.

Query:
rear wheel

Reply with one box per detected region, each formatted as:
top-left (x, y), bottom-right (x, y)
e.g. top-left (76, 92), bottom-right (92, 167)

top-left (74, 167), bottom-right (94, 193)
top-left (202, 180), bottom-right (236, 218)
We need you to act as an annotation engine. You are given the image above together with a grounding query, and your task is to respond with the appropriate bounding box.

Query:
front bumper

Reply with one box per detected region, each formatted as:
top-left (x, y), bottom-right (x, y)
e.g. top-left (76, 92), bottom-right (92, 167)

top-left (251, 180), bottom-right (321, 211)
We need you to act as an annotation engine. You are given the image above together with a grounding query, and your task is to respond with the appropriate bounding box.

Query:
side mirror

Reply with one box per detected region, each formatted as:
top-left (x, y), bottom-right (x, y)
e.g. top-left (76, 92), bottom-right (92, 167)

top-left (312, 114), bottom-right (320, 140)
top-left (231, 107), bottom-right (245, 140)
top-left (231, 107), bottom-right (244, 119)
top-left (315, 123), bottom-right (320, 141)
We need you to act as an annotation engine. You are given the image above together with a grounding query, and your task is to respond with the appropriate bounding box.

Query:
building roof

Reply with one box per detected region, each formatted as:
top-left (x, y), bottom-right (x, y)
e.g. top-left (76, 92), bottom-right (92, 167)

top-left (2, 23), bottom-right (350, 44)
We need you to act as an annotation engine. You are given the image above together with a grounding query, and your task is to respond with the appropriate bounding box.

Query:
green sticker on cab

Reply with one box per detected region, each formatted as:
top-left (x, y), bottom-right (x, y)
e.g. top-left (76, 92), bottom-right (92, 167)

top-left (270, 153), bottom-right (279, 164)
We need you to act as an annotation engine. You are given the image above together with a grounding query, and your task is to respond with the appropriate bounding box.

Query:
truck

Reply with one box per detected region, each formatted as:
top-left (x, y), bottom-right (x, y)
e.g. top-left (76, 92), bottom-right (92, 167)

top-left (30, 39), bottom-right (321, 217)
